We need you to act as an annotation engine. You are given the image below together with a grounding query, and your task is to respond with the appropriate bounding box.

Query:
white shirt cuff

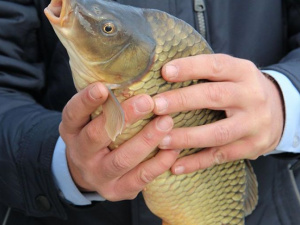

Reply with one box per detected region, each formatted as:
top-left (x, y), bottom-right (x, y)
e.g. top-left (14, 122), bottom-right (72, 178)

top-left (51, 136), bottom-right (105, 205)
top-left (263, 70), bottom-right (300, 154)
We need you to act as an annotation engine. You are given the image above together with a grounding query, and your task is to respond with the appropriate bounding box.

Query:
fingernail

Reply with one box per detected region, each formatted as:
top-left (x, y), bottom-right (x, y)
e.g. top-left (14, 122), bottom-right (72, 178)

top-left (134, 96), bottom-right (153, 113)
top-left (89, 85), bottom-right (103, 100)
top-left (174, 166), bottom-right (185, 175)
top-left (165, 65), bottom-right (178, 80)
top-left (160, 135), bottom-right (171, 148)
top-left (156, 117), bottom-right (173, 131)
top-left (154, 97), bottom-right (168, 114)
top-left (214, 151), bottom-right (224, 164)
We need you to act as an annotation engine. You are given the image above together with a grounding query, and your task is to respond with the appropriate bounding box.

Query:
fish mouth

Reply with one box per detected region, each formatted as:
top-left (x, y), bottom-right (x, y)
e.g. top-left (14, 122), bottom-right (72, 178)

top-left (44, 0), bottom-right (74, 26)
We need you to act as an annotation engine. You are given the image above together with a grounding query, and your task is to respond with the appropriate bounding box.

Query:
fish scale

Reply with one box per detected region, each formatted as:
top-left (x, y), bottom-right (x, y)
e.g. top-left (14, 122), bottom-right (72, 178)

top-left (109, 11), bottom-right (214, 148)
top-left (45, 1), bottom-right (258, 224)
top-left (109, 11), bottom-right (250, 225)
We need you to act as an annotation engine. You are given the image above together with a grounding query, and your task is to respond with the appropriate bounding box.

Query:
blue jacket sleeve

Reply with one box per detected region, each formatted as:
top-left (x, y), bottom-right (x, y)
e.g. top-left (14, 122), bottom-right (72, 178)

top-left (264, 2), bottom-right (300, 90)
top-left (262, 3), bottom-right (300, 159)
top-left (0, 0), bottom-right (66, 218)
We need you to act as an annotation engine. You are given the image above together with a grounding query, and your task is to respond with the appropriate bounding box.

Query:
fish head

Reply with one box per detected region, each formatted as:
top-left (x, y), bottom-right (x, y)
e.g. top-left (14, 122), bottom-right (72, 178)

top-left (45, 0), bottom-right (156, 89)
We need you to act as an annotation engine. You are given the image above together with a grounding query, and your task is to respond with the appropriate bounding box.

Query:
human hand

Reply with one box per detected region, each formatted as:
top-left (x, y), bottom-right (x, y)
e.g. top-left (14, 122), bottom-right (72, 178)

top-left (153, 54), bottom-right (284, 174)
top-left (59, 82), bottom-right (179, 201)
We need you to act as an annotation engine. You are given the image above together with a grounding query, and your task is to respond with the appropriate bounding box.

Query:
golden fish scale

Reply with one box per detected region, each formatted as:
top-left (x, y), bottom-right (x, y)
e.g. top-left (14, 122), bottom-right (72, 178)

top-left (111, 11), bottom-right (247, 225)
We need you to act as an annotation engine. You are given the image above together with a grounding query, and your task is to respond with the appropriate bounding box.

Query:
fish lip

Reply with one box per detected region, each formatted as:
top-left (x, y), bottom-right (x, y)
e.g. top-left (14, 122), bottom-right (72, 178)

top-left (75, 2), bottom-right (94, 19)
top-left (44, 0), bottom-right (74, 27)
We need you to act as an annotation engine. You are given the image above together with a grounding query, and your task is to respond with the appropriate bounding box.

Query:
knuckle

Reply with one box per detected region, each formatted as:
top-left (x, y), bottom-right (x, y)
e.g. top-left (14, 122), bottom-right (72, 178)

top-left (176, 90), bottom-right (189, 108)
top-left (214, 125), bottom-right (230, 145)
top-left (258, 88), bottom-right (268, 104)
top-left (242, 60), bottom-right (257, 73)
top-left (182, 132), bottom-right (192, 148)
top-left (244, 140), bottom-right (263, 160)
top-left (138, 168), bottom-right (155, 185)
top-left (242, 60), bottom-right (264, 96)
top-left (156, 155), bottom-right (173, 171)
top-left (100, 163), bottom-right (115, 179)
top-left (205, 83), bottom-right (225, 104)
top-left (252, 89), bottom-right (266, 104)
top-left (210, 54), bottom-right (225, 76)
top-left (137, 154), bottom-right (174, 186)
top-left (85, 125), bottom-right (98, 143)
top-left (255, 135), bottom-right (270, 151)
top-left (247, 82), bottom-right (267, 105)
top-left (63, 102), bottom-right (77, 122)
top-left (196, 158), bottom-right (205, 170)
top-left (140, 131), bottom-right (156, 149)
top-left (111, 153), bottom-right (131, 171)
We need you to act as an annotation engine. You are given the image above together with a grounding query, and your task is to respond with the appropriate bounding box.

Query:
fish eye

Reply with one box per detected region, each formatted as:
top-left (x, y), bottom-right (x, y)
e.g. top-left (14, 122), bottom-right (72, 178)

top-left (102, 22), bottom-right (116, 34)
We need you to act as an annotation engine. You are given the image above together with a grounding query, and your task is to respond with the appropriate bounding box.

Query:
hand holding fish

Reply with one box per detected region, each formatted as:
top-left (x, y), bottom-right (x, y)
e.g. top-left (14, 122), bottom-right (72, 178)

top-left (59, 82), bottom-right (180, 201)
top-left (154, 54), bottom-right (284, 174)
top-left (45, 0), bottom-right (260, 223)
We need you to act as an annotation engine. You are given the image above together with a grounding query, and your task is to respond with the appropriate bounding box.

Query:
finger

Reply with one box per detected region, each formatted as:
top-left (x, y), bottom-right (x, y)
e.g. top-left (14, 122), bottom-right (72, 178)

top-left (113, 149), bottom-right (180, 200)
top-left (158, 114), bottom-right (251, 150)
top-left (153, 82), bottom-right (244, 114)
top-left (101, 115), bottom-right (174, 177)
top-left (161, 54), bottom-right (256, 83)
top-left (79, 94), bottom-right (155, 148)
top-left (171, 140), bottom-right (257, 174)
top-left (61, 82), bottom-right (108, 134)
top-left (122, 94), bottom-right (154, 126)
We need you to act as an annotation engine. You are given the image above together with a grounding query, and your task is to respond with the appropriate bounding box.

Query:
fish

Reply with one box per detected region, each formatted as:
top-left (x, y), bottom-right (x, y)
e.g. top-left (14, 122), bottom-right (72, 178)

top-left (44, 0), bottom-right (258, 224)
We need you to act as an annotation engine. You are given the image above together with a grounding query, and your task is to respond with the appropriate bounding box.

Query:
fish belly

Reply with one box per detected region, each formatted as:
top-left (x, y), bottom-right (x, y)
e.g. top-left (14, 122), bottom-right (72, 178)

top-left (143, 161), bottom-right (247, 225)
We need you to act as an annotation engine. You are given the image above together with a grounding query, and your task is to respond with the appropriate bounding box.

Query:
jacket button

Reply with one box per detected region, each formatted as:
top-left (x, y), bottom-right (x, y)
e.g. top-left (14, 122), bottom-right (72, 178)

top-left (35, 195), bottom-right (51, 212)
top-left (293, 135), bottom-right (300, 148)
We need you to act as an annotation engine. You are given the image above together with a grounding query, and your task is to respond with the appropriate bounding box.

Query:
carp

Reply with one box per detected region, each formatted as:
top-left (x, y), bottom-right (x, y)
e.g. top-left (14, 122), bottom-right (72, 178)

top-left (45, 0), bottom-right (258, 224)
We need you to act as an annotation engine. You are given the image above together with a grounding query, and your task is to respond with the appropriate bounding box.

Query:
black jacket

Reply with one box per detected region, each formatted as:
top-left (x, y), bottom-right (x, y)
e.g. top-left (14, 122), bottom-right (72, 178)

top-left (0, 0), bottom-right (300, 224)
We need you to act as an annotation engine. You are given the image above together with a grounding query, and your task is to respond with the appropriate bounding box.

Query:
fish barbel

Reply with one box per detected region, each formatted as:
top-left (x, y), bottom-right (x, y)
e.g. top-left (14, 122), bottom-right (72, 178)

top-left (45, 0), bottom-right (258, 224)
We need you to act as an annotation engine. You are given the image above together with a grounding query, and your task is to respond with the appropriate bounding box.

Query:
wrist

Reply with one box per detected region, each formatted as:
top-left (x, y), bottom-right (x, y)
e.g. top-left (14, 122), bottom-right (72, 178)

top-left (263, 72), bottom-right (285, 151)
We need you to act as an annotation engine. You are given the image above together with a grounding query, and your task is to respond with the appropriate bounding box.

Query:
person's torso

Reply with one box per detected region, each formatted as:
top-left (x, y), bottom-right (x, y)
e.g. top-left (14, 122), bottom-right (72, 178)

top-left (30, 1), bottom-right (300, 225)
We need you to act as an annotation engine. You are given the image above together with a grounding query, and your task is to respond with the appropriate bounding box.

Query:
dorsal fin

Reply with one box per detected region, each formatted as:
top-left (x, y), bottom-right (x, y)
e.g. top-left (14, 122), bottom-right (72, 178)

top-left (244, 160), bottom-right (259, 216)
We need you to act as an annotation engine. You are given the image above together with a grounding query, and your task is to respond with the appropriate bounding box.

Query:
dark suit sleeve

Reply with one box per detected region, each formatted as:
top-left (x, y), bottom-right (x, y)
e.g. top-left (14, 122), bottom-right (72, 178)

top-left (265, 2), bottom-right (300, 90)
top-left (0, 0), bottom-right (66, 218)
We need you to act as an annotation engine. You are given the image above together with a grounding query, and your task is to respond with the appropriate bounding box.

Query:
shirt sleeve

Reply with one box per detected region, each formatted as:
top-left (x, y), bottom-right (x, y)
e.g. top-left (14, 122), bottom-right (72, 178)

top-left (262, 70), bottom-right (300, 154)
top-left (51, 137), bottom-right (105, 205)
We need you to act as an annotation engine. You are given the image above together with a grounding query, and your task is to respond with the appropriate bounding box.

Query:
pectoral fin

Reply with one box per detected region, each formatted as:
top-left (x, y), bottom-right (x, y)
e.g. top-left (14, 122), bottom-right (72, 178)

top-left (102, 88), bottom-right (125, 141)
